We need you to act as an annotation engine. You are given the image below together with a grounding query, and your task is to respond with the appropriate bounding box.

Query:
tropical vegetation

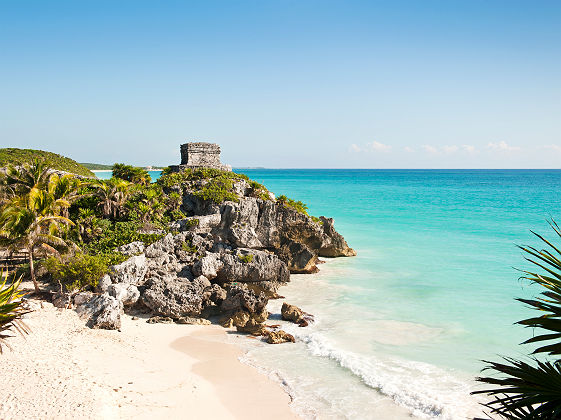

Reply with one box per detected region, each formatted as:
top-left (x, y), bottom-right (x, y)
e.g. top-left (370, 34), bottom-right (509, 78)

top-left (474, 220), bottom-right (561, 419)
top-left (0, 148), bottom-right (93, 177)
top-left (0, 157), bottom-right (317, 295)
top-left (0, 270), bottom-right (30, 353)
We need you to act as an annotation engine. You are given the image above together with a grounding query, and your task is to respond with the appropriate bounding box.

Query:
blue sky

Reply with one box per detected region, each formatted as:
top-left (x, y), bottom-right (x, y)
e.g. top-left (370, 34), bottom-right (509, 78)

top-left (1, 0), bottom-right (560, 168)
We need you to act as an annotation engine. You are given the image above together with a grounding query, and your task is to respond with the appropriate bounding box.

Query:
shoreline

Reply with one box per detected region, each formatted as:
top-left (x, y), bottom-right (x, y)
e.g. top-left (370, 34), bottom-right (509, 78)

top-left (0, 297), bottom-right (298, 419)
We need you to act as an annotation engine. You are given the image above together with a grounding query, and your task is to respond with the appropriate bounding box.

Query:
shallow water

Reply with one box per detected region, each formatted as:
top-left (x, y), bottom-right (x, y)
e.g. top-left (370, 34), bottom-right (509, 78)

top-left (97, 168), bottom-right (561, 418)
top-left (232, 169), bottom-right (560, 419)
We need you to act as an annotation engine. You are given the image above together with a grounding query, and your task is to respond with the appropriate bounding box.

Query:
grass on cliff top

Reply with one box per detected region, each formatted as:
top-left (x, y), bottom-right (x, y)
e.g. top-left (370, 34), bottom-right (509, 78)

top-left (0, 148), bottom-right (94, 177)
top-left (157, 167), bottom-right (271, 203)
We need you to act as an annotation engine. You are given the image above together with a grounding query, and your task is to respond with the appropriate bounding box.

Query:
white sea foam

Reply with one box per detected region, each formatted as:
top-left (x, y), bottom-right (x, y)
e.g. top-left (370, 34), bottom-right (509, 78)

top-left (280, 323), bottom-right (484, 419)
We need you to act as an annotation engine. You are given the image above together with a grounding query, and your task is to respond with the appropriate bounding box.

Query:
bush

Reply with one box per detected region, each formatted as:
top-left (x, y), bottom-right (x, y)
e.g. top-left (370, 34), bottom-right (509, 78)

top-left (44, 253), bottom-right (111, 292)
top-left (82, 220), bottom-right (164, 254)
top-left (183, 218), bottom-right (200, 229)
top-left (181, 240), bottom-right (198, 253)
top-left (192, 177), bottom-right (239, 204)
top-left (170, 209), bottom-right (185, 221)
top-left (112, 163), bottom-right (151, 185)
top-left (238, 254), bottom-right (253, 264)
top-left (276, 195), bottom-right (309, 215)
top-left (248, 180), bottom-right (271, 201)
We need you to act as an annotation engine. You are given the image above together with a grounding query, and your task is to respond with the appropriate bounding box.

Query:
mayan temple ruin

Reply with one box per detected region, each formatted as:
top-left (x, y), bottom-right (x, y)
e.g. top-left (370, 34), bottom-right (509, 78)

top-left (170, 142), bottom-right (232, 172)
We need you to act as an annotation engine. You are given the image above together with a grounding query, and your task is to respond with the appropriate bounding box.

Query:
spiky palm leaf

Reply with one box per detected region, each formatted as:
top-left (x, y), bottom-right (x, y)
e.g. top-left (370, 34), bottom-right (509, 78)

top-left (474, 357), bottom-right (561, 419)
top-left (0, 270), bottom-right (30, 353)
top-left (474, 220), bottom-right (561, 419)
top-left (516, 220), bottom-right (561, 356)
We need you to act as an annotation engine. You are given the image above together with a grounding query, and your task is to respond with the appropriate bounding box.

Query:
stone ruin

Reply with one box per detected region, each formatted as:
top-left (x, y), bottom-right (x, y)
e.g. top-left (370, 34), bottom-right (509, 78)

top-left (169, 142), bottom-right (231, 172)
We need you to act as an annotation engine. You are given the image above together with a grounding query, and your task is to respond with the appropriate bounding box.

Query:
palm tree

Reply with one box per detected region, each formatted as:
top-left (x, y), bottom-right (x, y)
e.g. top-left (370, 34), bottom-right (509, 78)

top-left (473, 220), bottom-right (561, 419)
top-left (0, 187), bottom-right (74, 293)
top-left (0, 160), bottom-right (52, 197)
top-left (47, 173), bottom-right (84, 217)
top-left (93, 178), bottom-right (131, 219)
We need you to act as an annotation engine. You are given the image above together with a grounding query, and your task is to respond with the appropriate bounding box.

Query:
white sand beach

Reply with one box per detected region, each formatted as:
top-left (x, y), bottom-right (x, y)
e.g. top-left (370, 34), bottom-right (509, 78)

top-left (0, 298), bottom-right (297, 420)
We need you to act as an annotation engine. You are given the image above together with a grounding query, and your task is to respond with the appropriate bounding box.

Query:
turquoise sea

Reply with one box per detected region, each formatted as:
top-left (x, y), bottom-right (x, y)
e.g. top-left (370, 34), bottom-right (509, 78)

top-left (95, 169), bottom-right (561, 419)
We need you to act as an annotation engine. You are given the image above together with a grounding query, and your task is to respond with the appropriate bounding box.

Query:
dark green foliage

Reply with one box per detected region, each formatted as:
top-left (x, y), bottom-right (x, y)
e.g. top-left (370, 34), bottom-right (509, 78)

top-left (193, 177), bottom-right (239, 204)
top-left (112, 163), bottom-right (152, 185)
top-left (248, 180), bottom-right (271, 201)
top-left (473, 357), bottom-right (561, 419)
top-left (157, 168), bottom-right (250, 189)
top-left (181, 240), bottom-right (198, 253)
top-left (183, 218), bottom-right (200, 229)
top-left (276, 194), bottom-right (309, 215)
top-left (238, 254), bottom-right (253, 264)
top-left (474, 220), bottom-right (561, 419)
top-left (43, 253), bottom-right (119, 291)
top-left (81, 220), bottom-right (163, 254)
top-left (0, 148), bottom-right (94, 177)
top-left (170, 209), bottom-right (185, 221)
top-left (311, 216), bottom-right (323, 225)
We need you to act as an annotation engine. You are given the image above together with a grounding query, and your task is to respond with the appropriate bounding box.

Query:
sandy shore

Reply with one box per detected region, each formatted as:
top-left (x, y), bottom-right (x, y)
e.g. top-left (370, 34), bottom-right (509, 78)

top-left (0, 299), bottom-right (298, 419)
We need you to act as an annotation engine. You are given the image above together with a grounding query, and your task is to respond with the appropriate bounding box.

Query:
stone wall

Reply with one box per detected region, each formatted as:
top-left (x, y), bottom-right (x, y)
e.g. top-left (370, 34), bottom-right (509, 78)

top-left (171, 142), bottom-right (231, 172)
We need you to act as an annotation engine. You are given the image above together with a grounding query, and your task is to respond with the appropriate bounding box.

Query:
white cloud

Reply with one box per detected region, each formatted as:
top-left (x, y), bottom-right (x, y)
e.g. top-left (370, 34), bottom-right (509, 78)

top-left (368, 141), bottom-right (392, 152)
top-left (404, 146), bottom-right (415, 153)
top-left (422, 145), bottom-right (439, 154)
top-left (349, 143), bottom-right (362, 153)
top-left (462, 144), bottom-right (477, 154)
top-left (442, 145), bottom-right (459, 154)
top-left (486, 141), bottom-right (521, 152)
top-left (544, 144), bottom-right (561, 153)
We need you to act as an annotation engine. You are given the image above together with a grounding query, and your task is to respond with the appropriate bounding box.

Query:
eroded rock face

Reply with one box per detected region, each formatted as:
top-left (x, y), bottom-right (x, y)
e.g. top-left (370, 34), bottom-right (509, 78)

top-left (214, 198), bottom-right (355, 273)
top-left (141, 276), bottom-right (207, 318)
top-left (217, 249), bottom-right (290, 285)
top-left (109, 255), bottom-right (148, 285)
top-left (76, 293), bottom-right (122, 330)
top-left (107, 283), bottom-right (140, 306)
top-left (117, 241), bottom-right (145, 256)
top-left (220, 284), bottom-right (268, 315)
top-left (281, 302), bottom-right (314, 327)
top-left (266, 330), bottom-right (295, 344)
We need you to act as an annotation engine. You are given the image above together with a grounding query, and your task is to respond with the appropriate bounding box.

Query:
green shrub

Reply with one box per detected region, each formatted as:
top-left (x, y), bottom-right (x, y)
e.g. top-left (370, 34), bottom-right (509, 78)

top-left (183, 218), bottom-right (200, 229)
top-left (276, 195), bottom-right (309, 215)
top-left (311, 216), bottom-right (323, 225)
top-left (112, 163), bottom-right (151, 185)
top-left (170, 209), bottom-right (185, 221)
top-left (81, 220), bottom-right (164, 254)
top-left (238, 254), bottom-right (253, 264)
top-left (44, 253), bottom-right (111, 291)
top-left (181, 240), bottom-right (198, 253)
top-left (192, 177), bottom-right (239, 204)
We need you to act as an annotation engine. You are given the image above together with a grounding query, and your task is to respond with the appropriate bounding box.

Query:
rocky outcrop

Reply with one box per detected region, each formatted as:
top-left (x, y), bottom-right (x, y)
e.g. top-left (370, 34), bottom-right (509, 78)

top-left (76, 293), bottom-right (122, 330)
top-left (117, 241), bottom-right (145, 256)
top-left (266, 330), bottom-right (295, 344)
top-left (65, 163), bottom-right (354, 337)
top-left (109, 255), bottom-right (148, 284)
top-left (141, 276), bottom-right (209, 318)
top-left (281, 302), bottom-right (314, 327)
top-left (107, 283), bottom-right (140, 306)
top-left (214, 198), bottom-right (355, 273)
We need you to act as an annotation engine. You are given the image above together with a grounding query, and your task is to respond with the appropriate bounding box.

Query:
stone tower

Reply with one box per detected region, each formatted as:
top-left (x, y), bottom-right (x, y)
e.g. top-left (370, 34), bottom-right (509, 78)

top-left (170, 142), bottom-right (231, 172)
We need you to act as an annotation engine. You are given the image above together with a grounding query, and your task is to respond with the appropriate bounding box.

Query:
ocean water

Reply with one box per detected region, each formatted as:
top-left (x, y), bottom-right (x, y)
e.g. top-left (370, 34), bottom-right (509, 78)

top-left (95, 169), bottom-right (561, 419)
top-left (232, 169), bottom-right (561, 419)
